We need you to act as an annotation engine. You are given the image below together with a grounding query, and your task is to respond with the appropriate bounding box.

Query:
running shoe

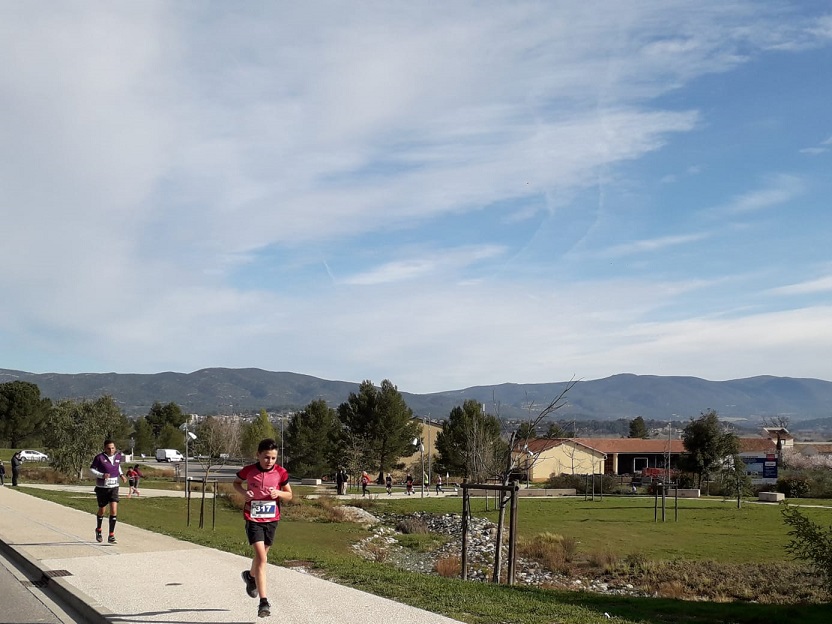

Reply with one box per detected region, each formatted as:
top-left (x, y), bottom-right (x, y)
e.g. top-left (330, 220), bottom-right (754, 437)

top-left (108, 534), bottom-right (117, 544)
top-left (241, 570), bottom-right (257, 598)
top-left (95, 530), bottom-right (102, 543)
top-left (258, 600), bottom-right (271, 618)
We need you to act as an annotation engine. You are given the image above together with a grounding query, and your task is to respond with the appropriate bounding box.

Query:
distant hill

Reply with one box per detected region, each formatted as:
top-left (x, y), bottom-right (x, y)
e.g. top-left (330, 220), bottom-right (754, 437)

top-left (1, 368), bottom-right (831, 431)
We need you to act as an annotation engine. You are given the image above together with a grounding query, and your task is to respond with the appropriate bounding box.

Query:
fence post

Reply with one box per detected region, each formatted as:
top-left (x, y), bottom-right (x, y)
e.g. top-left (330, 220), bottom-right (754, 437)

top-left (461, 480), bottom-right (469, 580)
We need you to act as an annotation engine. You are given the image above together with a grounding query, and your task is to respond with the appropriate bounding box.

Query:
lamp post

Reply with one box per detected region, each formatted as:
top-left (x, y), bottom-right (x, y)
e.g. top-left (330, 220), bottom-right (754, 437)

top-left (281, 416), bottom-right (285, 467)
top-left (412, 437), bottom-right (425, 498)
top-left (180, 421), bottom-right (197, 484)
top-left (523, 446), bottom-right (533, 488)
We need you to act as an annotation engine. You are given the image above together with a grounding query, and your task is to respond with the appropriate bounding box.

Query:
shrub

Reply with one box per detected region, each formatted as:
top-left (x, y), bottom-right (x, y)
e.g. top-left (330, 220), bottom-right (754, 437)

top-left (587, 548), bottom-right (619, 571)
top-left (677, 472), bottom-right (696, 489)
top-left (778, 468), bottom-right (832, 499)
top-left (396, 516), bottom-right (429, 534)
top-left (518, 532), bottom-right (573, 572)
top-left (777, 475), bottom-right (811, 498)
top-left (623, 552), bottom-right (649, 572)
top-left (434, 555), bottom-right (461, 578)
top-left (547, 473), bottom-right (617, 494)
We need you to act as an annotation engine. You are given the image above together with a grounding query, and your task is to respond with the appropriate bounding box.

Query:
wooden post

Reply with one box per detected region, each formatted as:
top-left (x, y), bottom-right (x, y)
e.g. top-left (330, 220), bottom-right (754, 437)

top-left (508, 481), bottom-right (519, 585)
top-left (461, 479), bottom-right (469, 580)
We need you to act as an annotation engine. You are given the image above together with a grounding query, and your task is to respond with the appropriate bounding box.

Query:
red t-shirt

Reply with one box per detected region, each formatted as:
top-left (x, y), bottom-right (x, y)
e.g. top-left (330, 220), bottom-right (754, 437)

top-left (236, 463), bottom-right (289, 523)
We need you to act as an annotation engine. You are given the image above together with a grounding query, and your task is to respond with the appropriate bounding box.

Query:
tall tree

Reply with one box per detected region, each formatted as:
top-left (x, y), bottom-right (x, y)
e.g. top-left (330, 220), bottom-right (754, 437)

top-left (545, 421), bottom-right (567, 438)
top-left (435, 399), bottom-right (505, 481)
top-left (337, 380), bottom-right (419, 478)
top-left (44, 396), bottom-right (124, 480)
top-left (131, 416), bottom-right (155, 455)
top-left (285, 399), bottom-right (341, 478)
top-left (156, 423), bottom-right (185, 451)
top-left (515, 421), bottom-right (538, 441)
top-left (629, 416), bottom-right (649, 439)
top-left (681, 409), bottom-right (739, 489)
top-left (241, 409), bottom-right (277, 459)
top-left (145, 401), bottom-right (187, 437)
top-left (0, 381), bottom-right (52, 447)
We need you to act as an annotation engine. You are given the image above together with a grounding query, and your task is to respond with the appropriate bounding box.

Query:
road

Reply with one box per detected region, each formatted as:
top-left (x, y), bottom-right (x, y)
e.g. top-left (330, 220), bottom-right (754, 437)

top-left (0, 549), bottom-right (80, 623)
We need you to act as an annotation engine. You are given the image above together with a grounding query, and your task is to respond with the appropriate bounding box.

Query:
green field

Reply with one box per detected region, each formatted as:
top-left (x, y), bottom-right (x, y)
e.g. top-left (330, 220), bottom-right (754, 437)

top-left (19, 484), bottom-right (832, 624)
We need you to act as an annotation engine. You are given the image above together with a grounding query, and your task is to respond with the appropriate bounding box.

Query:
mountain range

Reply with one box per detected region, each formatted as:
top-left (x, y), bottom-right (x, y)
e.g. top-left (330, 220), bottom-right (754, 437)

top-left (2, 368), bottom-right (832, 432)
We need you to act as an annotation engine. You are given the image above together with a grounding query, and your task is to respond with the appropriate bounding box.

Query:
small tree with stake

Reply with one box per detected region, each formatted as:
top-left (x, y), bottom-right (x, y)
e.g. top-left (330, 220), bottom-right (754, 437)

top-left (781, 503), bottom-right (832, 597)
top-left (459, 379), bottom-right (577, 584)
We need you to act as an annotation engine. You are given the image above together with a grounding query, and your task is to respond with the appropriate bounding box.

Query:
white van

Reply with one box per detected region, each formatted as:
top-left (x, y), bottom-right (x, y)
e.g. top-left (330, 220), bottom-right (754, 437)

top-left (155, 448), bottom-right (185, 462)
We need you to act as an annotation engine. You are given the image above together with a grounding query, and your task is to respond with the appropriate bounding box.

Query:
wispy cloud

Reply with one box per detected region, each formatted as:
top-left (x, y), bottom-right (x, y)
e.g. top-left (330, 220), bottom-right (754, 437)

top-left (713, 174), bottom-right (805, 216)
top-left (605, 233), bottom-right (710, 257)
top-left (342, 245), bottom-right (506, 286)
top-left (769, 276), bottom-right (832, 296)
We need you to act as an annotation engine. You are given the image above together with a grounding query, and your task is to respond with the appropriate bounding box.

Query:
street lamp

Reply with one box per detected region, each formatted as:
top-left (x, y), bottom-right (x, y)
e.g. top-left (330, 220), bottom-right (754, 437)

top-left (523, 445), bottom-right (534, 488)
top-left (412, 437), bottom-right (425, 498)
top-left (180, 422), bottom-right (197, 484)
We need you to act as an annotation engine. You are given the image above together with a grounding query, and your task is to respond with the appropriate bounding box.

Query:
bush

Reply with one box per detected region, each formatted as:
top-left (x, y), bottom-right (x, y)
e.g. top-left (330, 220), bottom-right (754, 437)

top-left (546, 473), bottom-right (617, 494)
top-left (778, 468), bottom-right (832, 499)
top-left (777, 475), bottom-right (811, 498)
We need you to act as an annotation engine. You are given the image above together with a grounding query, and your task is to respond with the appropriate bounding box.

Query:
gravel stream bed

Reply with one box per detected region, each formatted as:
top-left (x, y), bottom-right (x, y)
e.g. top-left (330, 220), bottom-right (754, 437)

top-left (348, 509), bottom-right (646, 598)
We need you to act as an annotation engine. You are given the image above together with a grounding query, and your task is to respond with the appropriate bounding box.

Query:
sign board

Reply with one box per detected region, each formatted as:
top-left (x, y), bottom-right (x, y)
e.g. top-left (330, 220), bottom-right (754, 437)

top-left (742, 456), bottom-right (778, 480)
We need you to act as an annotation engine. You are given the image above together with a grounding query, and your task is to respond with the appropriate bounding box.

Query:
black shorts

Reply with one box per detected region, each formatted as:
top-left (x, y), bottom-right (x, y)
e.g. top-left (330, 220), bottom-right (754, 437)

top-left (95, 486), bottom-right (120, 508)
top-left (245, 520), bottom-right (278, 546)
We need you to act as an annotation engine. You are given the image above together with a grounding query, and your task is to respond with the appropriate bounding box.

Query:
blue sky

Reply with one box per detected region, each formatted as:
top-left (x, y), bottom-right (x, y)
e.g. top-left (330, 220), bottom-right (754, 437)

top-left (1, 2), bottom-right (831, 393)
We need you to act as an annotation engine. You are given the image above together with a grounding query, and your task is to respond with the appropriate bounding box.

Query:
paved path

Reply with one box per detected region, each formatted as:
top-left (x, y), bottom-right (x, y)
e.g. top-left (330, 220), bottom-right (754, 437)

top-left (0, 486), bottom-right (462, 624)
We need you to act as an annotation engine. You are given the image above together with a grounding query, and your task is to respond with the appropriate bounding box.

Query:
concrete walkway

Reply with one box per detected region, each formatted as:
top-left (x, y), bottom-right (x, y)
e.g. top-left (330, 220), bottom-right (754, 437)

top-left (0, 485), bottom-right (463, 624)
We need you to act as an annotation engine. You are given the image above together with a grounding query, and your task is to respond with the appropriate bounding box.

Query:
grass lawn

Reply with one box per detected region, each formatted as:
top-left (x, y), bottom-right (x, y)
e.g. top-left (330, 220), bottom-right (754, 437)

top-left (20, 486), bottom-right (831, 624)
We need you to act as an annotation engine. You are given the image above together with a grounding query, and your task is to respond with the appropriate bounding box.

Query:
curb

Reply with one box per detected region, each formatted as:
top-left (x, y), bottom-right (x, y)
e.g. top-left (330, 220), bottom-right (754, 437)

top-left (0, 534), bottom-right (113, 624)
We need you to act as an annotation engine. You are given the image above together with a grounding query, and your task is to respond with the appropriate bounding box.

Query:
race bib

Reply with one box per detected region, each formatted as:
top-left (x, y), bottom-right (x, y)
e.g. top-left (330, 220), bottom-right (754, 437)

top-left (250, 500), bottom-right (277, 519)
top-left (105, 477), bottom-right (119, 487)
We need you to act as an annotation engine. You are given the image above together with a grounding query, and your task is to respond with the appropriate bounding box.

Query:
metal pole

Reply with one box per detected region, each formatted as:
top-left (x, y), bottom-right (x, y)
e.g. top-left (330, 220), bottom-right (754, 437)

top-left (426, 416), bottom-right (432, 490)
top-left (184, 432), bottom-right (189, 484)
top-left (675, 483), bottom-right (679, 522)
top-left (420, 443), bottom-right (425, 498)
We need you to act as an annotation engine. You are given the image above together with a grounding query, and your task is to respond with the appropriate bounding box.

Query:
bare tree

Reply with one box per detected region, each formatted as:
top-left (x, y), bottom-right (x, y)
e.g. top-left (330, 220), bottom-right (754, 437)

top-left (341, 430), bottom-right (371, 492)
top-left (189, 416), bottom-right (242, 528)
top-left (489, 379), bottom-right (578, 581)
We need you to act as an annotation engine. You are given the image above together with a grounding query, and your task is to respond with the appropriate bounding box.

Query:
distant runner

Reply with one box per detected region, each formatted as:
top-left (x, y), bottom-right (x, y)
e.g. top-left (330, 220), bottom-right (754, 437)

top-left (234, 438), bottom-right (292, 619)
top-left (89, 439), bottom-right (127, 544)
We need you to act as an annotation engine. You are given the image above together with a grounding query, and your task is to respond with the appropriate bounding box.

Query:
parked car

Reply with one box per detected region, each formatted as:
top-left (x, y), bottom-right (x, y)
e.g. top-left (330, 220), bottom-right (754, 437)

top-left (18, 450), bottom-right (49, 462)
top-left (155, 448), bottom-right (184, 462)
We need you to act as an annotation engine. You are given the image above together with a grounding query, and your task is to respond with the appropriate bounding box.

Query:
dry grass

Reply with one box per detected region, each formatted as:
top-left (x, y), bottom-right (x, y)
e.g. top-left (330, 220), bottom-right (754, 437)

top-left (517, 532), bottom-right (577, 573)
top-left (605, 559), bottom-right (826, 603)
top-left (434, 555), bottom-right (462, 578)
top-left (396, 516), bottom-right (429, 534)
top-left (587, 548), bottom-right (619, 571)
top-left (364, 542), bottom-right (390, 563)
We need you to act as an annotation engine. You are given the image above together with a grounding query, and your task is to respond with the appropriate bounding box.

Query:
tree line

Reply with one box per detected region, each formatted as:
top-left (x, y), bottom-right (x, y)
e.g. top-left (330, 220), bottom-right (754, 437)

top-left (0, 379), bottom-right (741, 489)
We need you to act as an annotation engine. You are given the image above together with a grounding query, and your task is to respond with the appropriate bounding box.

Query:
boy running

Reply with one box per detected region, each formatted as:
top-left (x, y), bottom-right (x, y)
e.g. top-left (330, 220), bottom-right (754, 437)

top-left (234, 438), bottom-right (292, 618)
top-left (89, 439), bottom-right (127, 543)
